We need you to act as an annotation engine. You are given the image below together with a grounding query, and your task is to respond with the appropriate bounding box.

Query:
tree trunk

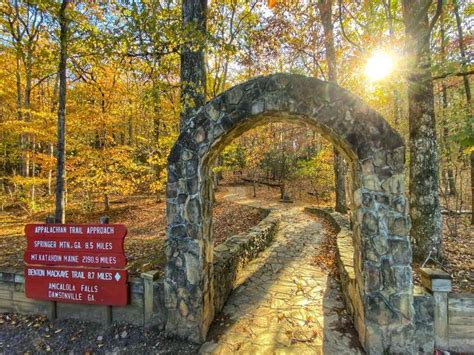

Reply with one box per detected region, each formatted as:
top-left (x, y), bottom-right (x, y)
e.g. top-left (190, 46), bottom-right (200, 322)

top-left (252, 170), bottom-right (257, 198)
top-left (153, 82), bottom-right (161, 147)
top-left (317, 0), bottom-right (347, 213)
top-left (382, 0), bottom-right (402, 126)
top-left (453, 0), bottom-right (473, 223)
top-left (22, 34), bottom-right (34, 180)
top-left (23, 49), bottom-right (32, 122)
top-left (54, 0), bottom-right (70, 224)
top-left (12, 1), bottom-right (24, 175)
top-left (333, 150), bottom-right (347, 212)
top-left (280, 180), bottom-right (286, 200)
top-left (402, 0), bottom-right (442, 261)
top-left (439, 15), bottom-right (457, 196)
top-left (30, 134), bottom-right (35, 203)
top-left (471, 152), bottom-right (474, 225)
top-left (128, 114), bottom-right (133, 146)
top-left (48, 143), bottom-right (53, 195)
top-left (393, 89), bottom-right (401, 126)
top-left (318, 0), bottom-right (337, 82)
top-left (152, 82), bottom-right (162, 201)
top-left (48, 76), bottom-right (59, 197)
top-left (16, 41), bottom-right (27, 178)
top-left (453, 0), bottom-right (471, 106)
top-left (180, 0), bottom-right (207, 132)
top-left (104, 193), bottom-right (110, 212)
top-left (15, 45), bottom-right (22, 121)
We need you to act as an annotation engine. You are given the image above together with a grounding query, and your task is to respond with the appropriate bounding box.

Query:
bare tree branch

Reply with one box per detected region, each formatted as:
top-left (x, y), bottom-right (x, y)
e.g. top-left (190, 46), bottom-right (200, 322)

top-left (428, 0), bottom-right (443, 35)
top-left (432, 69), bottom-right (474, 80)
top-left (337, 0), bottom-right (363, 51)
top-left (30, 72), bottom-right (58, 90)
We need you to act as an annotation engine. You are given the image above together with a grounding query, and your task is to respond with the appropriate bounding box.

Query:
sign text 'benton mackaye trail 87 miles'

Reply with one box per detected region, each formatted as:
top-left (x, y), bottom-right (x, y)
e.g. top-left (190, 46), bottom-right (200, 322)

top-left (24, 223), bottom-right (129, 306)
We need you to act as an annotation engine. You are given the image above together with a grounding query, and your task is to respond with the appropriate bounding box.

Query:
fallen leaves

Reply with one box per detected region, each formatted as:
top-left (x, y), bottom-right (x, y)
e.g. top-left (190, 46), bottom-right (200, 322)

top-left (310, 215), bottom-right (339, 276)
top-left (212, 200), bottom-right (266, 246)
top-left (0, 194), bottom-right (265, 278)
top-left (414, 214), bottom-right (473, 293)
top-left (286, 328), bottom-right (319, 344)
top-left (1, 315), bottom-right (200, 353)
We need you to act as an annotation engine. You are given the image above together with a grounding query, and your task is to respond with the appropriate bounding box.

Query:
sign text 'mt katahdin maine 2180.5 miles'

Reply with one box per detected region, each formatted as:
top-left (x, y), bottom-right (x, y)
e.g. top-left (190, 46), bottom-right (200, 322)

top-left (24, 223), bottom-right (129, 306)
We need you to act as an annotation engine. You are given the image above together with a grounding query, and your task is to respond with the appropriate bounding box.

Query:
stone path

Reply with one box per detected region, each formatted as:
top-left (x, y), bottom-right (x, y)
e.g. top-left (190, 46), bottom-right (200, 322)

top-left (200, 186), bottom-right (363, 354)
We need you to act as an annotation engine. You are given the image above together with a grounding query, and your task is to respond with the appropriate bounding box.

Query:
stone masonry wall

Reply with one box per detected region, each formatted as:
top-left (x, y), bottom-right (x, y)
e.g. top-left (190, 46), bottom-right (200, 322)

top-left (213, 210), bottom-right (280, 313)
top-left (311, 207), bottom-right (435, 354)
top-left (446, 293), bottom-right (474, 352)
top-left (304, 208), bottom-right (360, 335)
top-left (0, 271), bottom-right (165, 327)
top-left (165, 73), bottom-right (414, 352)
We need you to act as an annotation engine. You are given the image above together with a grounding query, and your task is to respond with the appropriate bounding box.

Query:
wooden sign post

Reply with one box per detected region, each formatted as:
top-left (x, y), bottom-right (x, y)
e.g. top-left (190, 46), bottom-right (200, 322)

top-left (24, 221), bottom-right (129, 309)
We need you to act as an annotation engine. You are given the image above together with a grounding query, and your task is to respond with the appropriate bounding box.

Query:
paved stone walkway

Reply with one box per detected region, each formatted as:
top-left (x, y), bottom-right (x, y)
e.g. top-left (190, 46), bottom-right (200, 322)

top-left (200, 187), bottom-right (363, 354)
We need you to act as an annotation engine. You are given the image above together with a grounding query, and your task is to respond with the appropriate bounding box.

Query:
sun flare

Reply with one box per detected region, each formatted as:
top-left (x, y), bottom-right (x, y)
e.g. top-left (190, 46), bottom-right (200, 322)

top-left (365, 52), bottom-right (394, 81)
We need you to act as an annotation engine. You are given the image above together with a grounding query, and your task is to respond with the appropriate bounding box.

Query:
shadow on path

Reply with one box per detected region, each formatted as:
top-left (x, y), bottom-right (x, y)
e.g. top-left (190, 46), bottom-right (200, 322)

top-left (200, 185), bottom-right (363, 354)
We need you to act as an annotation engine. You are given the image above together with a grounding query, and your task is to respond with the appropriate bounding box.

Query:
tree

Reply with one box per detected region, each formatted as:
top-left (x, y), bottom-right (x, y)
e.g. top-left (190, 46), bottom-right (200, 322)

top-left (296, 147), bottom-right (334, 205)
top-left (381, 0), bottom-right (402, 126)
top-left (0, 1), bottom-right (181, 215)
top-left (452, 0), bottom-right (473, 224)
top-left (402, 0), bottom-right (443, 261)
top-left (180, 0), bottom-right (207, 131)
top-left (54, 0), bottom-right (69, 223)
top-left (0, 0), bottom-right (45, 204)
top-left (438, 11), bottom-right (456, 197)
top-left (317, 0), bottom-right (347, 214)
top-left (244, 132), bottom-right (264, 198)
top-left (0, 0), bottom-right (470, 241)
top-left (207, 0), bottom-right (259, 97)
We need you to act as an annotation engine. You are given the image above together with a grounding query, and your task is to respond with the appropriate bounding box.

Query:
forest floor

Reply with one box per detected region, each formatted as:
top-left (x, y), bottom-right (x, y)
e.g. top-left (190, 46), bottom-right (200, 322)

top-left (0, 190), bottom-right (266, 278)
top-left (439, 214), bottom-right (473, 293)
top-left (0, 179), bottom-right (471, 290)
top-left (413, 213), bottom-right (473, 293)
top-left (0, 314), bottom-right (200, 354)
top-left (1, 181), bottom-right (360, 354)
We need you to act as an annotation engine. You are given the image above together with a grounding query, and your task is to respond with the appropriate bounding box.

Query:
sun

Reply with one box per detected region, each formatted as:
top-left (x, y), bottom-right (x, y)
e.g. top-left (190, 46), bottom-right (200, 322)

top-left (365, 52), bottom-right (394, 81)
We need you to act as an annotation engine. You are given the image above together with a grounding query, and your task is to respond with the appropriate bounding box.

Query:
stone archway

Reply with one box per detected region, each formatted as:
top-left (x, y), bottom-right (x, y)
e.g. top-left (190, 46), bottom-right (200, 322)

top-left (165, 74), bottom-right (414, 352)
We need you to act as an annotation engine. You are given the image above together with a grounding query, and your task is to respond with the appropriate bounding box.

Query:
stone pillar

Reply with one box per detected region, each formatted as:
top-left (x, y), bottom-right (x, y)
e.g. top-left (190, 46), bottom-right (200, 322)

top-left (420, 268), bottom-right (452, 350)
top-left (351, 153), bottom-right (415, 353)
top-left (164, 165), bottom-right (213, 342)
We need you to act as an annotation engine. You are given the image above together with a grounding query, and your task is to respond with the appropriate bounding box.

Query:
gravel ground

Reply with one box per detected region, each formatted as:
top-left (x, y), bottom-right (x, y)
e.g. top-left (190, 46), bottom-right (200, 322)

top-left (0, 313), bottom-right (199, 354)
top-left (0, 187), bottom-right (266, 354)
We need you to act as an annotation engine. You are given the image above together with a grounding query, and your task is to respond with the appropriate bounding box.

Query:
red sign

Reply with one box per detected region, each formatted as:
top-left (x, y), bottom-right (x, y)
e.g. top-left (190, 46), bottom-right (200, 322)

top-left (25, 224), bottom-right (127, 238)
top-left (25, 223), bottom-right (127, 267)
top-left (24, 223), bottom-right (129, 306)
top-left (26, 235), bottom-right (125, 254)
top-left (24, 251), bottom-right (127, 268)
top-left (25, 266), bottom-right (128, 305)
top-left (25, 224), bottom-right (126, 254)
